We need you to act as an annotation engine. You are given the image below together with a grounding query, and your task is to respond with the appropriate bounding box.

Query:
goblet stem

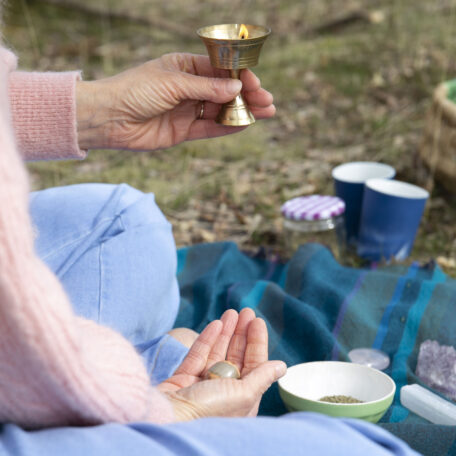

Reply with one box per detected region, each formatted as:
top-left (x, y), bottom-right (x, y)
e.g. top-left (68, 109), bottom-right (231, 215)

top-left (215, 68), bottom-right (255, 126)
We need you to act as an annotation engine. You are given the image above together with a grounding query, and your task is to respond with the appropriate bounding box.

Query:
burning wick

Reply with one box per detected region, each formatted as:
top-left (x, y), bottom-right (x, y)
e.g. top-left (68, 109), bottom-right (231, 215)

top-left (239, 24), bottom-right (248, 39)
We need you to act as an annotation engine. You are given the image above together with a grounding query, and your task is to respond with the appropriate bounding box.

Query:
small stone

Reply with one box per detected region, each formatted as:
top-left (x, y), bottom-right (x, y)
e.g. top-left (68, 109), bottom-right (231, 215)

top-left (416, 340), bottom-right (456, 400)
top-left (205, 361), bottom-right (241, 380)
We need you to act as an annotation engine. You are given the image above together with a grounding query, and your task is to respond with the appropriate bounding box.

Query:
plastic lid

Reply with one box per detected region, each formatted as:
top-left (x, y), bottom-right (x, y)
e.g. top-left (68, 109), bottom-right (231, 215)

top-left (281, 195), bottom-right (345, 221)
top-left (348, 348), bottom-right (390, 371)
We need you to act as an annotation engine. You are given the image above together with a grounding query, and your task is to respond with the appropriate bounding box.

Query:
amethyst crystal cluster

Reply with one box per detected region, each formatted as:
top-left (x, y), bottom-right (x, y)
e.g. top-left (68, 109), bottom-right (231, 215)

top-left (416, 340), bottom-right (456, 400)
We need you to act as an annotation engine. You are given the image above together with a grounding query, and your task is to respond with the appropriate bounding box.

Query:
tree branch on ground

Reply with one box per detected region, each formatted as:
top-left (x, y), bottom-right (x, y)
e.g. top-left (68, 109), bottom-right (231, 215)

top-left (34, 0), bottom-right (194, 38)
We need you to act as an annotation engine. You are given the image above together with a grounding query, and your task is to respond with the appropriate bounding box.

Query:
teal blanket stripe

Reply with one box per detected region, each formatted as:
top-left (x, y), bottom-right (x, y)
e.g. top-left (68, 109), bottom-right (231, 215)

top-left (373, 263), bottom-right (419, 350)
top-left (176, 242), bottom-right (456, 456)
top-left (389, 266), bottom-right (447, 422)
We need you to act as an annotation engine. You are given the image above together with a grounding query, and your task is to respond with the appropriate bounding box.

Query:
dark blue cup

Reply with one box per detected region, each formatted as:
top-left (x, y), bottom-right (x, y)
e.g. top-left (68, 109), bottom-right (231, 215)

top-left (357, 179), bottom-right (429, 262)
top-left (332, 162), bottom-right (395, 246)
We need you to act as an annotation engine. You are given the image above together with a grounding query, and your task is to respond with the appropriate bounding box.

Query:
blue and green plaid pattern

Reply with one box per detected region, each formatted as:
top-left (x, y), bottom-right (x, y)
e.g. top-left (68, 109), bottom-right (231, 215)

top-left (176, 242), bottom-right (456, 456)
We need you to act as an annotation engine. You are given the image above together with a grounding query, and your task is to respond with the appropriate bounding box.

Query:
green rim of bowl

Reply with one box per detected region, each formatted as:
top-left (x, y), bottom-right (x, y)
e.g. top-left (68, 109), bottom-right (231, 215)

top-left (278, 362), bottom-right (396, 423)
top-left (279, 387), bottom-right (394, 422)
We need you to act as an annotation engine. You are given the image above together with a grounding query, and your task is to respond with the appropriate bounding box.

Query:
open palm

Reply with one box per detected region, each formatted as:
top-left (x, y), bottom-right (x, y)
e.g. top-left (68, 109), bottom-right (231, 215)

top-left (159, 308), bottom-right (285, 419)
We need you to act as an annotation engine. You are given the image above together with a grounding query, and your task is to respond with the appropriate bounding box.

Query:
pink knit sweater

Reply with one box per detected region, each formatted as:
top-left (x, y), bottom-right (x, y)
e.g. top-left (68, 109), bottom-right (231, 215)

top-left (0, 47), bottom-right (175, 428)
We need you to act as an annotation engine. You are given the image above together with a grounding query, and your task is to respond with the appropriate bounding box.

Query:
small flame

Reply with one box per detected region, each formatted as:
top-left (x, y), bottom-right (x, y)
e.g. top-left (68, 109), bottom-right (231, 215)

top-left (239, 24), bottom-right (249, 39)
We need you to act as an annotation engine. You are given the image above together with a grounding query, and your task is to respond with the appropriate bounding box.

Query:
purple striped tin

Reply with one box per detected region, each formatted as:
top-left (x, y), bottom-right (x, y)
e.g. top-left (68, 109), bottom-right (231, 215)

top-left (281, 195), bottom-right (345, 221)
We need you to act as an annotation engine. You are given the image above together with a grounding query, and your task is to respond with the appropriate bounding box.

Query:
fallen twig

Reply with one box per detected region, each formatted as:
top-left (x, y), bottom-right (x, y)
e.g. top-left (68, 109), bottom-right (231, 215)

top-left (306, 9), bottom-right (385, 36)
top-left (34, 0), bottom-right (194, 38)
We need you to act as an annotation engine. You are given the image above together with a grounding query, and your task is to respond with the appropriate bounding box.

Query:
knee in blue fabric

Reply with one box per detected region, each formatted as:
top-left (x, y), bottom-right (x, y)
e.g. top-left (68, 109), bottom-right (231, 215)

top-left (30, 183), bottom-right (180, 345)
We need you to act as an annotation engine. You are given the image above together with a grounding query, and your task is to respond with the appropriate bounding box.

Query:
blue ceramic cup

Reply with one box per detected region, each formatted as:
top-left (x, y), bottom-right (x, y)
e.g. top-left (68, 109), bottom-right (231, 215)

top-left (357, 179), bottom-right (429, 262)
top-left (332, 162), bottom-right (395, 246)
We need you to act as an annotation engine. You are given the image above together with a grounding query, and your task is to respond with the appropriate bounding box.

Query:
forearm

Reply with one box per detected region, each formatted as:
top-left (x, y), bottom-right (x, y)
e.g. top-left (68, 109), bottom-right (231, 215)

top-left (0, 131), bottom-right (175, 427)
top-left (8, 71), bottom-right (87, 161)
top-left (0, 108), bottom-right (175, 427)
top-left (1, 51), bottom-right (175, 427)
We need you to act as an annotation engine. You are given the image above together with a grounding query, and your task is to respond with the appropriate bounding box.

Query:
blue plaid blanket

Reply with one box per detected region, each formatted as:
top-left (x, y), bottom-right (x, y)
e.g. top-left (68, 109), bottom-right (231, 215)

top-left (176, 242), bottom-right (456, 456)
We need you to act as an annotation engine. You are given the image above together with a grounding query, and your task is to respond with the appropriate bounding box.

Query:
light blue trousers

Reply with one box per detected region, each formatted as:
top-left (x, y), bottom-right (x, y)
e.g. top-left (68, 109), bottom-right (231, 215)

top-left (30, 183), bottom-right (189, 383)
top-left (0, 184), bottom-right (419, 456)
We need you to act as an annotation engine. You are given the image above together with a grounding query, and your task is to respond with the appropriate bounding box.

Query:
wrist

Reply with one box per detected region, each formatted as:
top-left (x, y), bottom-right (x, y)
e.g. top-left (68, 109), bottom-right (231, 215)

top-left (76, 80), bottom-right (113, 150)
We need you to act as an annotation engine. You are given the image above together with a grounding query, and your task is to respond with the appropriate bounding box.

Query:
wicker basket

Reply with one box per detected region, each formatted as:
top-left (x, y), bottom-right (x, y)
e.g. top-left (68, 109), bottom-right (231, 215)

top-left (420, 80), bottom-right (456, 193)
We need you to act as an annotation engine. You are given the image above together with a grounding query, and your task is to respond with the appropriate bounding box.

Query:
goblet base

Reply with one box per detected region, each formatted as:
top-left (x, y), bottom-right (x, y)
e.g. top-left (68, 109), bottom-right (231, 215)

top-left (216, 93), bottom-right (255, 126)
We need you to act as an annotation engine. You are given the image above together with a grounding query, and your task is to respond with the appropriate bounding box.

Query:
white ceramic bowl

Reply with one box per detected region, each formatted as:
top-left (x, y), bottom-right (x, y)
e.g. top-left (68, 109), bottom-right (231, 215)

top-left (278, 361), bottom-right (396, 422)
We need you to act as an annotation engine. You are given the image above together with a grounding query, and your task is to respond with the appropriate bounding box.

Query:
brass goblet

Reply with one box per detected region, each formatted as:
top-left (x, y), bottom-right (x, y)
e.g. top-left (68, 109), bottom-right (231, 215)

top-left (197, 24), bottom-right (271, 126)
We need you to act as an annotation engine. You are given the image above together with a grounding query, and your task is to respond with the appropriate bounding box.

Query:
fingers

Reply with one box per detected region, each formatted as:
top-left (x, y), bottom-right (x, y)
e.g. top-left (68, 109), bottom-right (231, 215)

top-left (191, 84), bottom-right (274, 123)
top-left (183, 61), bottom-right (262, 93)
top-left (205, 309), bottom-right (239, 371)
top-left (176, 72), bottom-right (242, 105)
top-left (163, 54), bottom-right (261, 93)
top-left (243, 88), bottom-right (273, 107)
top-left (226, 308), bottom-right (256, 371)
top-left (198, 87), bottom-right (273, 118)
top-left (249, 105), bottom-right (276, 119)
top-left (240, 69), bottom-right (261, 92)
top-left (194, 102), bottom-right (275, 121)
top-left (242, 360), bottom-right (287, 416)
top-left (186, 98), bottom-right (275, 142)
top-left (195, 102), bottom-right (274, 122)
top-left (242, 361), bottom-right (287, 396)
top-left (239, 317), bottom-right (269, 416)
top-left (163, 53), bottom-right (229, 79)
top-left (184, 55), bottom-right (261, 92)
top-left (186, 103), bottom-right (275, 142)
top-left (174, 320), bottom-right (223, 376)
top-left (166, 54), bottom-right (271, 105)
top-left (187, 121), bottom-right (247, 142)
top-left (241, 318), bottom-right (269, 376)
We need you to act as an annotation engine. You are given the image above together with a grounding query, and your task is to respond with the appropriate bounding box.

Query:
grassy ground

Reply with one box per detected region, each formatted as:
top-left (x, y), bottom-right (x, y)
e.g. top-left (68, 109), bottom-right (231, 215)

top-left (3, 0), bottom-right (456, 274)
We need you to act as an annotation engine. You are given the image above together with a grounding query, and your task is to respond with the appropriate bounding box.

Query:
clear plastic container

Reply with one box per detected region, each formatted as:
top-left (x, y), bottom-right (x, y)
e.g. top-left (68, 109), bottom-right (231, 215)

top-left (348, 348), bottom-right (390, 371)
top-left (281, 195), bottom-right (346, 259)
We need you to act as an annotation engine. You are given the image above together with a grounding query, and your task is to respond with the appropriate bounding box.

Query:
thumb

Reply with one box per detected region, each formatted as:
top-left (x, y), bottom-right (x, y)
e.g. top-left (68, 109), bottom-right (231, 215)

top-left (175, 72), bottom-right (242, 103)
top-left (242, 361), bottom-right (287, 395)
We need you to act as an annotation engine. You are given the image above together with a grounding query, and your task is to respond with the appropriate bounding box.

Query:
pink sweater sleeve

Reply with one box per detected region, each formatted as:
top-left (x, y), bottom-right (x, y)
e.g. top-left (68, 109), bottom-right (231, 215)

top-left (8, 71), bottom-right (87, 161)
top-left (0, 48), bottom-right (175, 428)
